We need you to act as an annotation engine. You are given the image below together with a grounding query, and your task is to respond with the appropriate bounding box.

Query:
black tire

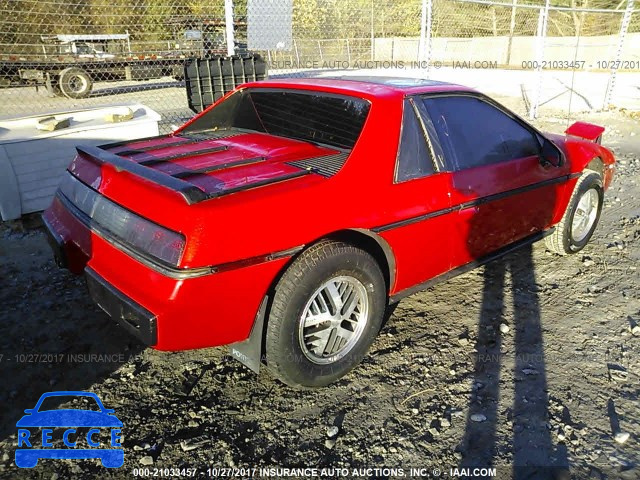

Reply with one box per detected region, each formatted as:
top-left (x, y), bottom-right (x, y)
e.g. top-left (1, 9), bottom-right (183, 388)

top-left (58, 67), bottom-right (93, 99)
top-left (545, 171), bottom-right (603, 255)
top-left (265, 240), bottom-right (386, 387)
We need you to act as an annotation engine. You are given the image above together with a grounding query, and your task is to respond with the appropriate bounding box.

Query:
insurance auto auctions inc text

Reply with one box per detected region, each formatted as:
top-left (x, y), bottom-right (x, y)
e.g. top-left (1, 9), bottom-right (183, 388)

top-left (268, 60), bottom-right (498, 70)
top-left (204, 467), bottom-right (497, 478)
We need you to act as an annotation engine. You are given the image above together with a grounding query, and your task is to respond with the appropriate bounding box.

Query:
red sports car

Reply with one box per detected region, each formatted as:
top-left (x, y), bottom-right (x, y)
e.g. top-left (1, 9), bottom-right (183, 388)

top-left (43, 77), bottom-right (615, 387)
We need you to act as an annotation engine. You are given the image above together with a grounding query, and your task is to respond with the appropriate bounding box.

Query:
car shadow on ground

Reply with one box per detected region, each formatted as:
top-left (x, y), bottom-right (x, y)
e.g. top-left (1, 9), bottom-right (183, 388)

top-left (457, 245), bottom-right (569, 479)
top-left (0, 229), bottom-right (144, 442)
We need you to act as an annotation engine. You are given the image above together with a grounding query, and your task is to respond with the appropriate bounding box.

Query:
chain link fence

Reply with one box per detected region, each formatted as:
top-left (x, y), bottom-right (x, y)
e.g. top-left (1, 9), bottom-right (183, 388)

top-left (1, 0), bottom-right (638, 132)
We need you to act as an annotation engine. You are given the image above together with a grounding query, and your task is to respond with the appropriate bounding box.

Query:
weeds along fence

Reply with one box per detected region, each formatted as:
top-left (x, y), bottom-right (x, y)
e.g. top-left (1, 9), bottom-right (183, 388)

top-left (1, 0), bottom-right (638, 130)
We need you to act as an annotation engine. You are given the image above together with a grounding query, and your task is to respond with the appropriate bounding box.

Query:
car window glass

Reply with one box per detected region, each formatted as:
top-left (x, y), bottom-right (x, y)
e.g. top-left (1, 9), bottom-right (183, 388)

top-left (422, 96), bottom-right (540, 171)
top-left (395, 99), bottom-right (434, 182)
top-left (184, 89), bottom-right (371, 150)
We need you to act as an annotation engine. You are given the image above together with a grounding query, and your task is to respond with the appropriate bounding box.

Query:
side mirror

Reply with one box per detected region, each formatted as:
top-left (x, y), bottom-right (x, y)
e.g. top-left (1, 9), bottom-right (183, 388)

top-left (24, 409), bottom-right (34, 414)
top-left (539, 137), bottom-right (562, 167)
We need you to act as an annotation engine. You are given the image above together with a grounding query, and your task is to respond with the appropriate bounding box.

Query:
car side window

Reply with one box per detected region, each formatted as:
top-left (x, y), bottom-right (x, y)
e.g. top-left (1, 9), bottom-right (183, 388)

top-left (395, 99), bottom-right (435, 182)
top-left (422, 96), bottom-right (541, 171)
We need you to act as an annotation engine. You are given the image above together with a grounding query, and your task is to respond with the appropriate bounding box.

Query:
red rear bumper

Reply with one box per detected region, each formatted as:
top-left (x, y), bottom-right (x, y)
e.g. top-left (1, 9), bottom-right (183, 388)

top-left (43, 195), bottom-right (287, 351)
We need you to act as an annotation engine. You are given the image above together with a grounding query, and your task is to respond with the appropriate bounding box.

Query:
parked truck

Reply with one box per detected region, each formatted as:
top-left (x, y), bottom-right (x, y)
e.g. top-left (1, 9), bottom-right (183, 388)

top-left (1, 26), bottom-right (249, 99)
top-left (0, 34), bottom-right (188, 98)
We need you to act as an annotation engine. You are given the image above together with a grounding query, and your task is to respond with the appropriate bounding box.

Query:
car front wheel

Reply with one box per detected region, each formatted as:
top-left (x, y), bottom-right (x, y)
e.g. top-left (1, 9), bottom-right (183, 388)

top-left (545, 171), bottom-right (603, 255)
top-left (265, 240), bottom-right (386, 387)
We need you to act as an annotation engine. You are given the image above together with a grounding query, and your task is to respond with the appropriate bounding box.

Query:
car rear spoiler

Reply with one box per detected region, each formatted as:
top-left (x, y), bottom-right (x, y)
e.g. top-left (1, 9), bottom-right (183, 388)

top-left (565, 121), bottom-right (605, 143)
top-left (76, 145), bottom-right (209, 204)
top-left (75, 144), bottom-right (317, 205)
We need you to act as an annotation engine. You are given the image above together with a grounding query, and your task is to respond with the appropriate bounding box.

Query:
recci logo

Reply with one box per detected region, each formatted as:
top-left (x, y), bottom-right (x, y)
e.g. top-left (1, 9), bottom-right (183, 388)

top-left (15, 391), bottom-right (123, 468)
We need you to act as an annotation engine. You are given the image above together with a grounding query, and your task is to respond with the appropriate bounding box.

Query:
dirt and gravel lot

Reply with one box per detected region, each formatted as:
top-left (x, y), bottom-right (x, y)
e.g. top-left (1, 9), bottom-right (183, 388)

top-left (0, 99), bottom-right (638, 480)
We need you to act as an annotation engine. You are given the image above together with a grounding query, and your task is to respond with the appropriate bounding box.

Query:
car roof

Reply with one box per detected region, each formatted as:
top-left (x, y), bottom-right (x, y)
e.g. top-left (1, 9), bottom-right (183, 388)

top-left (318, 75), bottom-right (452, 88)
top-left (242, 76), bottom-right (474, 99)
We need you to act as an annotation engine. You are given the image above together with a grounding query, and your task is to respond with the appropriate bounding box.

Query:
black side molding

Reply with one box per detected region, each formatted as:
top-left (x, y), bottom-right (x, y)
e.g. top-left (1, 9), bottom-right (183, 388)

top-left (374, 173), bottom-right (578, 233)
top-left (75, 145), bottom-right (208, 204)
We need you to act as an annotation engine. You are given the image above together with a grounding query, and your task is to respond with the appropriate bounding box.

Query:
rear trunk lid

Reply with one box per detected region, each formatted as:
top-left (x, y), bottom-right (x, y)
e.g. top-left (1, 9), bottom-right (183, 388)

top-left (60, 129), bottom-right (348, 268)
top-left (68, 128), bottom-right (345, 205)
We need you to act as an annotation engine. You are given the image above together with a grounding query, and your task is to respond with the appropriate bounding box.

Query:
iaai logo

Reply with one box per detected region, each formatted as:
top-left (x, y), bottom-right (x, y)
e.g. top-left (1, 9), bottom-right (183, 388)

top-left (15, 391), bottom-right (123, 468)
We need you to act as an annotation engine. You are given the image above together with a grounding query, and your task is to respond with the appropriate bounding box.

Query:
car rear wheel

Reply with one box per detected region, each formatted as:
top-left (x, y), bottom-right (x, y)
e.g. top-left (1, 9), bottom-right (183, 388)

top-left (265, 240), bottom-right (386, 387)
top-left (545, 171), bottom-right (603, 255)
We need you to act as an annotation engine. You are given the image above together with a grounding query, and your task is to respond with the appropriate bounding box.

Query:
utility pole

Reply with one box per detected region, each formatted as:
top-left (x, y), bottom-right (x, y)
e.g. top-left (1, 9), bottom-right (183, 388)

top-left (419, 0), bottom-right (427, 62)
top-left (418, 0), bottom-right (433, 72)
top-left (370, 0), bottom-right (375, 61)
top-left (225, 0), bottom-right (235, 57)
top-left (506, 0), bottom-right (517, 65)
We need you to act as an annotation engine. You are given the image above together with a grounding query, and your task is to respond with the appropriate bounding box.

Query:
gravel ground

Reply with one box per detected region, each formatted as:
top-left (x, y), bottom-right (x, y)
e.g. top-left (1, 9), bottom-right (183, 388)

top-left (0, 104), bottom-right (638, 480)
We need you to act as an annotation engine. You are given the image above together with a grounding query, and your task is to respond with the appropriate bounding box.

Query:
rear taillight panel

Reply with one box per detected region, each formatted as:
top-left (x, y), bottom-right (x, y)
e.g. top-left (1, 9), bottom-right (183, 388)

top-left (58, 173), bottom-right (186, 267)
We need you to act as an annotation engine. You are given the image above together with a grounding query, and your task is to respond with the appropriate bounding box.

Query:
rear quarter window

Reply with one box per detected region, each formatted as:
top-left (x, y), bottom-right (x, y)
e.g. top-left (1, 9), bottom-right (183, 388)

top-left (395, 99), bottom-right (434, 182)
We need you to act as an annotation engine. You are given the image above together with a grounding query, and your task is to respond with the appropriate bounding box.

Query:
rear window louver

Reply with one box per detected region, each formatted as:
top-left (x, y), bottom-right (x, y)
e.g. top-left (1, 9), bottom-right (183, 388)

top-left (104, 131), bottom-right (242, 157)
top-left (287, 152), bottom-right (349, 177)
top-left (181, 130), bottom-right (244, 141)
